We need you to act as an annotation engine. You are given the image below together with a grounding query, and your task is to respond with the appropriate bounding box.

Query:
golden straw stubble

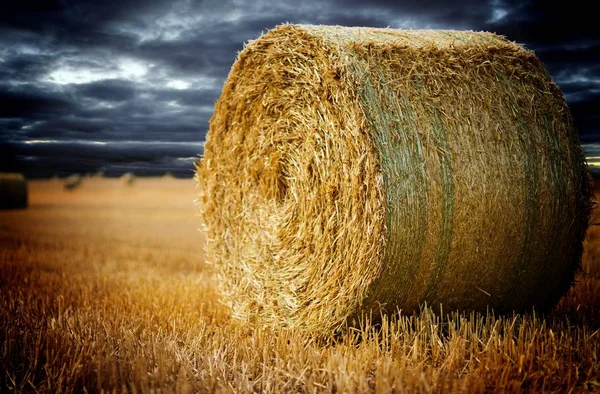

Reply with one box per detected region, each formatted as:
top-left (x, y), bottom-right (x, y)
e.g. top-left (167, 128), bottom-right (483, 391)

top-left (196, 24), bottom-right (592, 333)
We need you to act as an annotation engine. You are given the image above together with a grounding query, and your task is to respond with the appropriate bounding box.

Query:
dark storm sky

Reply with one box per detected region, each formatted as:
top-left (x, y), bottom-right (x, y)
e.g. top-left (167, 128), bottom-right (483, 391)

top-left (0, 0), bottom-right (598, 177)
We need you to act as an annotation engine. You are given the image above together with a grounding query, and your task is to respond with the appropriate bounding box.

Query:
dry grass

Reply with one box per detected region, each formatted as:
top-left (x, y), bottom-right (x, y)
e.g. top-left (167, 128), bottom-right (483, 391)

top-left (0, 177), bottom-right (599, 393)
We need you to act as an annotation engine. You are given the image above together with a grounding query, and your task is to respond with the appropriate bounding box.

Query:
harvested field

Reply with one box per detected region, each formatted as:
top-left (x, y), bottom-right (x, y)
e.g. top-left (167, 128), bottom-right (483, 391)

top-left (0, 177), bottom-right (598, 393)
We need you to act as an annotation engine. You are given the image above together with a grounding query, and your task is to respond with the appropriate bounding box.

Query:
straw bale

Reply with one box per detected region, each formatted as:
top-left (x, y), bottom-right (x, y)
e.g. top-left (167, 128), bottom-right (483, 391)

top-left (0, 173), bottom-right (28, 209)
top-left (64, 174), bottom-right (82, 190)
top-left (121, 172), bottom-right (136, 186)
top-left (196, 24), bottom-right (592, 332)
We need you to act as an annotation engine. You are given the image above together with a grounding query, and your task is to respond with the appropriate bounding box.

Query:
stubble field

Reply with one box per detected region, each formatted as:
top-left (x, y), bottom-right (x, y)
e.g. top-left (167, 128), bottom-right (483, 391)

top-left (1, 177), bottom-right (599, 393)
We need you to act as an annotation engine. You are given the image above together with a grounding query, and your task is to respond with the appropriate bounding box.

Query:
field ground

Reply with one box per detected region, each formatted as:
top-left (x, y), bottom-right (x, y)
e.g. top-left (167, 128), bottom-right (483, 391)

top-left (1, 177), bottom-right (599, 393)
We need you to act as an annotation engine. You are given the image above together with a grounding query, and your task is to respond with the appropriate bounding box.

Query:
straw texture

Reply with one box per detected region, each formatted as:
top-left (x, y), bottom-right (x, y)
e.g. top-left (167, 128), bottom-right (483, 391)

top-left (196, 24), bottom-right (592, 332)
top-left (0, 173), bottom-right (28, 209)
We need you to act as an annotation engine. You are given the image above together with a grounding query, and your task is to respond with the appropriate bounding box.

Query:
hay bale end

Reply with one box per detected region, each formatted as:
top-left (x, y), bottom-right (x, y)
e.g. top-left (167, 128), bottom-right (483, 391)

top-left (0, 173), bottom-right (28, 209)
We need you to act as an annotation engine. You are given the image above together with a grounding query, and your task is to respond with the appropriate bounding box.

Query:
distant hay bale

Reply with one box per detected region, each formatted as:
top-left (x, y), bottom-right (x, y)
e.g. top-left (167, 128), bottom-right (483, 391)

top-left (121, 172), bottom-right (136, 186)
top-left (196, 25), bottom-right (592, 332)
top-left (64, 174), bottom-right (82, 190)
top-left (0, 173), bottom-right (28, 209)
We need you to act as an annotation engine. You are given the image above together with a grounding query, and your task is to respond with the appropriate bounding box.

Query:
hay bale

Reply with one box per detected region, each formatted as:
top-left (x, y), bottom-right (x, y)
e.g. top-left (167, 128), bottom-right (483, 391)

top-left (196, 25), bottom-right (592, 332)
top-left (64, 174), bottom-right (82, 190)
top-left (121, 172), bottom-right (136, 186)
top-left (0, 173), bottom-right (28, 209)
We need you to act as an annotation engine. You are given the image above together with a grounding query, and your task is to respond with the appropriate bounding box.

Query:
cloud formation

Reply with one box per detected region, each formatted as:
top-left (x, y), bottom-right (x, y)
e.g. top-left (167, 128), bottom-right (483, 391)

top-left (0, 0), bottom-right (597, 177)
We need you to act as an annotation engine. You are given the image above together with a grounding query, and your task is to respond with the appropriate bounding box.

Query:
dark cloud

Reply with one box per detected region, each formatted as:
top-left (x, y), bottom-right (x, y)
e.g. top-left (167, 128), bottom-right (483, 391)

top-left (570, 92), bottom-right (600, 144)
top-left (0, 85), bottom-right (74, 119)
top-left (0, 1), bottom-right (169, 38)
top-left (0, 0), bottom-right (597, 177)
top-left (3, 140), bottom-right (201, 177)
top-left (21, 115), bottom-right (210, 143)
top-left (74, 79), bottom-right (137, 102)
top-left (534, 44), bottom-right (600, 74)
top-left (136, 34), bottom-right (243, 79)
top-left (0, 53), bottom-right (57, 82)
top-left (486, 0), bottom-right (600, 47)
top-left (157, 88), bottom-right (221, 107)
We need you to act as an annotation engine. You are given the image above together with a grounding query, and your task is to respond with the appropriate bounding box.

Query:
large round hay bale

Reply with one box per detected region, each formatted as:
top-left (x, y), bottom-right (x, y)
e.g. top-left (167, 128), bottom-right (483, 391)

top-left (196, 25), bottom-right (592, 332)
top-left (0, 173), bottom-right (28, 209)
